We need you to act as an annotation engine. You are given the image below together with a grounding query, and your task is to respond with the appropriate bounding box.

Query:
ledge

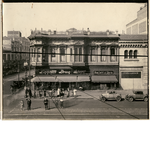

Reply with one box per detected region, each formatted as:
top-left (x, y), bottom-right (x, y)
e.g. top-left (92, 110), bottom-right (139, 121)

top-left (124, 59), bottom-right (139, 61)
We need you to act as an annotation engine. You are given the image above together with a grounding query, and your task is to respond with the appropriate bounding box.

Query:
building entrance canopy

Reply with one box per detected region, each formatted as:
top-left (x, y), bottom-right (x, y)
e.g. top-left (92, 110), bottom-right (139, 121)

top-left (31, 75), bottom-right (90, 82)
top-left (91, 76), bottom-right (118, 83)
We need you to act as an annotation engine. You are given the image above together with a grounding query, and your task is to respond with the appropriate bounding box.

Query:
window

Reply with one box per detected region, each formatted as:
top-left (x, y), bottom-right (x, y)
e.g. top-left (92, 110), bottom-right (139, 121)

top-left (101, 47), bottom-right (106, 62)
top-left (110, 47), bottom-right (116, 62)
top-left (8, 54), bottom-right (10, 61)
top-left (60, 47), bottom-right (65, 62)
top-left (129, 50), bottom-right (133, 59)
top-left (74, 48), bottom-right (78, 62)
top-left (124, 50), bottom-right (128, 59)
top-left (90, 47), bottom-right (97, 62)
top-left (134, 50), bottom-right (137, 58)
top-left (12, 54), bottom-right (14, 60)
top-left (51, 47), bottom-right (56, 62)
top-left (37, 48), bottom-right (41, 62)
top-left (70, 48), bottom-right (72, 62)
top-left (3, 54), bottom-right (6, 62)
top-left (79, 48), bottom-right (82, 62)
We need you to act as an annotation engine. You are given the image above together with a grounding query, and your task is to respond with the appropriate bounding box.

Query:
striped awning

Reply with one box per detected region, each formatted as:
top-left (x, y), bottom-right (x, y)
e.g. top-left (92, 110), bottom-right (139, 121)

top-left (31, 76), bottom-right (56, 82)
top-left (91, 76), bottom-right (118, 83)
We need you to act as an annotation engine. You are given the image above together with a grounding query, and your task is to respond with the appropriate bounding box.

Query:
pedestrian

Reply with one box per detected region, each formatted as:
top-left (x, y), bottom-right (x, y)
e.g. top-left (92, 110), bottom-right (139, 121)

top-left (20, 100), bottom-right (24, 111)
top-left (73, 88), bottom-right (77, 97)
top-left (39, 90), bottom-right (42, 98)
top-left (43, 97), bottom-right (49, 110)
top-left (44, 88), bottom-right (47, 97)
top-left (26, 96), bottom-right (32, 110)
top-left (10, 85), bottom-right (13, 95)
top-left (57, 87), bottom-right (60, 97)
top-left (67, 87), bottom-right (70, 97)
top-left (24, 86), bottom-right (27, 97)
top-left (28, 87), bottom-right (32, 98)
top-left (60, 96), bottom-right (64, 108)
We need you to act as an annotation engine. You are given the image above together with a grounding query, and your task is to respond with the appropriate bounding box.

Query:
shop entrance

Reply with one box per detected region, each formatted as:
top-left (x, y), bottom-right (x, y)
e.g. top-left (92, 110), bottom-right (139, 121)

top-left (61, 82), bottom-right (69, 89)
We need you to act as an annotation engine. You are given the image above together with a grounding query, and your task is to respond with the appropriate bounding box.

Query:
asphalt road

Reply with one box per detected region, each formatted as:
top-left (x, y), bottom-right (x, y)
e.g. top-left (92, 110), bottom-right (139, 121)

top-left (3, 97), bottom-right (148, 120)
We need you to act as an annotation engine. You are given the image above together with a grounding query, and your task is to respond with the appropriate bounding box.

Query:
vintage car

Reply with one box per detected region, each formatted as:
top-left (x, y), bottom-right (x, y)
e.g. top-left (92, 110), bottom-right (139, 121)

top-left (125, 91), bottom-right (148, 102)
top-left (99, 91), bottom-right (122, 102)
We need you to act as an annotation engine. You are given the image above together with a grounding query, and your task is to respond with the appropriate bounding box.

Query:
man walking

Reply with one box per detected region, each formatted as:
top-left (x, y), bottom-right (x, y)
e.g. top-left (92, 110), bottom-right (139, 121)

top-left (43, 97), bottom-right (49, 110)
top-left (26, 96), bottom-right (32, 110)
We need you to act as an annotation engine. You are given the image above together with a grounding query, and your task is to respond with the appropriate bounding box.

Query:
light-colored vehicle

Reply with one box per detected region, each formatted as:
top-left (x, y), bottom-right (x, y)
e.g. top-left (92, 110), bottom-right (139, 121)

top-left (99, 91), bottom-right (122, 102)
top-left (125, 91), bottom-right (148, 102)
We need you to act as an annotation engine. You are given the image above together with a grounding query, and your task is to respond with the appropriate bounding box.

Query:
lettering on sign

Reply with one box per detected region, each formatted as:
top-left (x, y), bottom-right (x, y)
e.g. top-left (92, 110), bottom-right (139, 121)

top-left (59, 70), bottom-right (70, 74)
top-left (121, 72), bottom-right (141, 78)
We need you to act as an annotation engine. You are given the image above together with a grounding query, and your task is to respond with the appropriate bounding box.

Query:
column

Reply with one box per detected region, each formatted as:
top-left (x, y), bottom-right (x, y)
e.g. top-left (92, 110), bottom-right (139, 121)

top-left (97, 46), bottom-right (101, 62)
top-left (116, 47), bottom-right (118, 62)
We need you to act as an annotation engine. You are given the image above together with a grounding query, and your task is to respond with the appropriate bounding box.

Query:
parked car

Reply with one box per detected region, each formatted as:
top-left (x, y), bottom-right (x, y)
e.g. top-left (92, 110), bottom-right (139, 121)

top-left (125, 90), bottom-right (148, 102)
top-left (99, 91), bottom-right (122, 102)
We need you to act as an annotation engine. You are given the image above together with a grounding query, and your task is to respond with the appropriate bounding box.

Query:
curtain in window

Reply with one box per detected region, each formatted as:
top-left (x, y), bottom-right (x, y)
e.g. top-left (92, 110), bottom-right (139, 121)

top-left (110, 47), bottom-right (116, 61)
top-left (60, 47), bottom-right (65, 62)
top-left (101, 48), bottom-right (106, 62)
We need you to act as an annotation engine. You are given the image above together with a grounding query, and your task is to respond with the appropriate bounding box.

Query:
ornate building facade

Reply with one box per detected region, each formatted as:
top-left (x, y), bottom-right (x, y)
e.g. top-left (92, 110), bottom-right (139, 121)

top-left (28, 28), bottom-right (120, 90)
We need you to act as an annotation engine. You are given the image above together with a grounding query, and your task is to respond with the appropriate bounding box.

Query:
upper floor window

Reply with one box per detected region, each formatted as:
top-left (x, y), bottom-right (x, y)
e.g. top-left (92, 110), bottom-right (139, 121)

top-left (134, 50), bottom-right (137, 58)
top-left (110, 47), bottom-right (116, 62)
top-left (124, 50), bottom-right (128, 59)
top-left (90, 47), bottom-right (97, 62)
top-left (70, 48), bottom-right (73, 62)
top-left (101, 47), bottom-right (106, 62)
top-left (74, 47), bottom-right (82, 62)
top-left (51, 47), bottom-right (56, 62)
top-left (129, 50), bottom-right (133, 59)
top-left (37, 48), bottom-right (41, 62)
top-left (60, 47), bottom-right (65, 62)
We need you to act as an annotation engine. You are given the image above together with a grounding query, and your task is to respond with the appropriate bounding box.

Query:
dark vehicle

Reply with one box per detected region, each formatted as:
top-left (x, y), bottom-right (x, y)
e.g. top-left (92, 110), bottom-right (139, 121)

top-left (99, 91), bottom-right (122, 102)
top-left (125, 91), bottom-right (148, 102)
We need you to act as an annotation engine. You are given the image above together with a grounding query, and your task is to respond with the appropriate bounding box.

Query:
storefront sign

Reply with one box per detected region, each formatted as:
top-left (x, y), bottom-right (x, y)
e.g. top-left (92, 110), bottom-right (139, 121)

top-left (58, 70), bottom-right (70, 74)
top-left (73, 70), bottom-right (86, 74)
top-left (94, 71), bottom-right (114, 75)
top-left (121, 72), bottom-right (141, 78)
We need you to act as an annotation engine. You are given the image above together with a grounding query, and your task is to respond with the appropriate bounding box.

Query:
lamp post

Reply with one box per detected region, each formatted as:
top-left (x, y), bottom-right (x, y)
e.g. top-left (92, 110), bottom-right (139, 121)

top-left (24, 61), bottom-right (28, 87)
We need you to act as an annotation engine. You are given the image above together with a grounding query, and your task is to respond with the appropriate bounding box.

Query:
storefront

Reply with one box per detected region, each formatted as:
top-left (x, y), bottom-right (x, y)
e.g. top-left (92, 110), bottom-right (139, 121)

top-left (89, 65), bottom-right (119, 90)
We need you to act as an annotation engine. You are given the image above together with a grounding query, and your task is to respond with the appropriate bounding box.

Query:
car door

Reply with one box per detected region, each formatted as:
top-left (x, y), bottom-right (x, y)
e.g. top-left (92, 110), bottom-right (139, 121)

top-left (136, 91), bottom-right (143, 99)
top-left (109, 91), bottom-right (114, 100)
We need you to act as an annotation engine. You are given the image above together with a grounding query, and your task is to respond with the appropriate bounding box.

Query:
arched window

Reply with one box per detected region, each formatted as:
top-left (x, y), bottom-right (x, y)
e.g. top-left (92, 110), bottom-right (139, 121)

top-left (129, 50), bottom-right (133, 59)
top-left (134, 50), bottom-right (137, 58)
top-left (124, 50), bottom-right (128, 59)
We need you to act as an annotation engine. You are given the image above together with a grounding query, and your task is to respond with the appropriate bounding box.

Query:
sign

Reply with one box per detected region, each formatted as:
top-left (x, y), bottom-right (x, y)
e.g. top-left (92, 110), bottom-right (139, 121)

top-left (59, 70), bottom-right (70, 74)
top-left (121, 72), bottom-right (141, 78)
top-left (73, 70), bottom-right (86, 74)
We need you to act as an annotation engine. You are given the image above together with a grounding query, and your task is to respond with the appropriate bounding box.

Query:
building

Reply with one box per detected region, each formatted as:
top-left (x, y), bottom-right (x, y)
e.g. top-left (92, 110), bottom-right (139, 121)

top-left (126, 4), bottom-right (147, 34)
top-left (28, 28), bottom-right (120, 91)
top-left (3, 31), bottom-right (30, 76)
top-left (119, 34), bottom-right (148, 90)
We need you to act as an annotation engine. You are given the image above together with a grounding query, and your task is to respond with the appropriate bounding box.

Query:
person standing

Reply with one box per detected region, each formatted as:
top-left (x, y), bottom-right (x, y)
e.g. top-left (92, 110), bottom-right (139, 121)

top-left (26, 96), bottom-right (32, 110)
top-left (57, 87), bottom-right (60, 97)
top-left (73, 88), bottom-right (77, 97)
top-left (20, 100), bottom-right (24, 111)
top-left (43, 97), bottom-right (49, 110)
top-left (67, 87), bottom-right (70, 97)
top-left (10, 85), bottom-right (13, 95)
top-left (28, 87), bottom-right (32, 98)
top-left (60, 96), bottom-right (64, 108)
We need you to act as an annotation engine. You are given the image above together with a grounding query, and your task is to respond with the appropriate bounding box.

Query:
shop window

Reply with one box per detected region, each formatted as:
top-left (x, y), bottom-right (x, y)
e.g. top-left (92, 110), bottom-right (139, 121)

top-left (110, 47), bottom-right (116, 62)
top-left (134, 50), bottom-right (137, 58)
top-left (8, 54), bottom-right (10, 61)
top-left (129, 50), bottom-right (133, 59)
top-left (3, 54), bottom-right (6, 62)
top-left (101, 47), bottom-right (106, 62)
top-left (51, 48), bottom-right (56, 62)
top-left (124, 50), bottom-right (128, 59)
top-left (60, 47), bottom-right (65, 62)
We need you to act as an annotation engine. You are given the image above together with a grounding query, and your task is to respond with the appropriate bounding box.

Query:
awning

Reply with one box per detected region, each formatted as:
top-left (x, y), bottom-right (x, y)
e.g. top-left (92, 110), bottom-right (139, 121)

top-left (77, 76), bottom-right (90, 82)
top-left (56, 76), bottom-right (77, 82)
top-left (50, 66), bottom-right (71, 70)
top-left (31, 76), bottom-right (56, 82)
top-left (91, 76), bottom-right (118, 83)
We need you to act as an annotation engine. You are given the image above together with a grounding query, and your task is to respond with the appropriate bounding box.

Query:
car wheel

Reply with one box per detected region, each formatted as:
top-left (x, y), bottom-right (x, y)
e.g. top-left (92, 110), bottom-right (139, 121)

top-left (116, 96), bottom-right (121, 102)
top-left (129, 97), bottom-right (134, 102)
top-left (101, 97), bottom-right (106, 102)
top-left (144, 97), bottom-right (148, 102)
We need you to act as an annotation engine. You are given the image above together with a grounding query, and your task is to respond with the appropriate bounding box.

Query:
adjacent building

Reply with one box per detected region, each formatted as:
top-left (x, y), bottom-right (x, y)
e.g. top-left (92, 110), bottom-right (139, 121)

top-left (126, 4), bottom-right (147, 34)
top-left (3, 31), bottom-right (30, 76)
top-left (119, 34), bottom-right (148, 90)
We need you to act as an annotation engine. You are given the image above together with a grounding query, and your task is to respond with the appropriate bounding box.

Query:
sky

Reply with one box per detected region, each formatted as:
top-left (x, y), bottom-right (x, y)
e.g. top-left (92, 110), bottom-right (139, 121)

top-left (3, 3), bottom-right (146, 38)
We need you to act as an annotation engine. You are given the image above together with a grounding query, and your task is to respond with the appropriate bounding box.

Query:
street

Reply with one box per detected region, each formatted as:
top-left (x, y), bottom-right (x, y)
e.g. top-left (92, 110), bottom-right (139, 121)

top-left (2, 89), bottom-right (148, 120)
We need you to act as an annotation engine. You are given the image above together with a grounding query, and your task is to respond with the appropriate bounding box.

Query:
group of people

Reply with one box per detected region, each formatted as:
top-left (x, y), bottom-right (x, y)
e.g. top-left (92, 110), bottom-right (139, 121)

top-left (24, 86), bottom-right (32, 98)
